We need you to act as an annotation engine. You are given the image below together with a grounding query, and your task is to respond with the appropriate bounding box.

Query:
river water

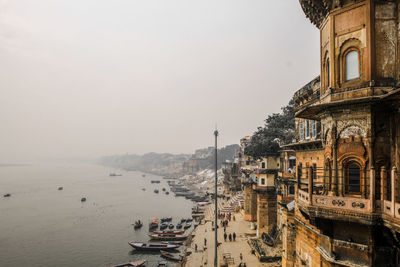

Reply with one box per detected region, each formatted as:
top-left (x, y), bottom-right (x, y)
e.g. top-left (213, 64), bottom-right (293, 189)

top-left (0, 162), bottom-right (193, 267)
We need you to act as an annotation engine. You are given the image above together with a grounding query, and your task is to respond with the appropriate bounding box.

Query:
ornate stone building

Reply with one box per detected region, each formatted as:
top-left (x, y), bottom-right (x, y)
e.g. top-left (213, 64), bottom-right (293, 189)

top-left (287, 0), bottom-right (400, 266)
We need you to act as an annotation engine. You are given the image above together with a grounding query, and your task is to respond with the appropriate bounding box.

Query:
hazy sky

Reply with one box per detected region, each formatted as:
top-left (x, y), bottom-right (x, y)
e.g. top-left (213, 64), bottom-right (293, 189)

top-left (0, 0), bottom-right (319, 162)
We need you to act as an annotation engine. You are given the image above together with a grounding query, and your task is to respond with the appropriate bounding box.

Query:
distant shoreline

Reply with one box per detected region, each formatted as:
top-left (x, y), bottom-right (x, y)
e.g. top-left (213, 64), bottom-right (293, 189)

top-left (0, 163), bottom-right (30, 167)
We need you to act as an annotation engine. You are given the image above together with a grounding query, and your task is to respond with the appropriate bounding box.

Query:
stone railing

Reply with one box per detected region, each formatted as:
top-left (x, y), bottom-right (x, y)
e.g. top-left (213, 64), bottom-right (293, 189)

top-left (298, 189), bottom-right (310, 204)
top-left (312, 194), bottom-right (371, 212)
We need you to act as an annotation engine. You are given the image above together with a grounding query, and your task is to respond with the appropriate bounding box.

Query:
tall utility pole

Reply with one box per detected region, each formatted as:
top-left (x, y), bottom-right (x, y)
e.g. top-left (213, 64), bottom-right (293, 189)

top-left (213, 129), bottom-right (219, 267)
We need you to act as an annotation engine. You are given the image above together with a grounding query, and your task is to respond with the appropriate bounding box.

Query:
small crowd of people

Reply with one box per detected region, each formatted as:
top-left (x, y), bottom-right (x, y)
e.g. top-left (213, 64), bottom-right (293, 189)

top-left (223, 231), bottom-right (236, 242)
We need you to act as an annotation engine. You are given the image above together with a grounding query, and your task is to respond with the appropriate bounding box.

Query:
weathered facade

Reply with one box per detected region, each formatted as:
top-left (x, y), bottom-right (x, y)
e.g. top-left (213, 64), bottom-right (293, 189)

top-left (288, 0), bottom-right (400, 266)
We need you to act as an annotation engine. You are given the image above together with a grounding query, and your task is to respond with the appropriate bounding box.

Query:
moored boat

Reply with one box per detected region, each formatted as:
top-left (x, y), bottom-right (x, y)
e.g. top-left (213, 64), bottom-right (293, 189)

top-left (157, 261), bottom-right (168, 267)
top-left (151, 180), bottom-right (160, 183)
top-left (81, 197), bottom-right (87, 202)
top-left (160, 222), bottom-right (168, 230)
top-left (3, 193), bottom-right (11, 197)
top-left (160, 217), bottom-right (172, 222)
top-left (128, 242), bottom-right (180, 251)
top-left (184, 223), bottom-right (191, 229)
top-left (110, 259), bottom-right (146, 267)
top-left (153, 230), bottom-right (185, 235)
top-left (168, 223), bottom-right (174, 229)
top-left (148, 234), bottom-right (187, 241)
top-left (176, 223), bottom-right (182, 229)
top-left (160, 250), bottom-right (183, 262)
top-left (149, 220), bottom-right (159, 230)
top-left (154, 189), bottom-right (159, 193)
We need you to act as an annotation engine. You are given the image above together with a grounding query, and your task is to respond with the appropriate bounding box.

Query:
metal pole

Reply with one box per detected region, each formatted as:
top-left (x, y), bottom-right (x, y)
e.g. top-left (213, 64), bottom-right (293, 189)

top-left (214, 129), bottom-right (219, 267)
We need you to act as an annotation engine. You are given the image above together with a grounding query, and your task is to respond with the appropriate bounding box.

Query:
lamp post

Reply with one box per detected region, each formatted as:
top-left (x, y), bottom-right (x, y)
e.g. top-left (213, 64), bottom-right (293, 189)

top-left (214, 129), bottom-right (219, 267)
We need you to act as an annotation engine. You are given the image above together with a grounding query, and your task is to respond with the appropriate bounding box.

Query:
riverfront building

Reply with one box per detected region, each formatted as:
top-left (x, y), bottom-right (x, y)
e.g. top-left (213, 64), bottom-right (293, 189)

top-left (285, 0), bottom-right (400, 266)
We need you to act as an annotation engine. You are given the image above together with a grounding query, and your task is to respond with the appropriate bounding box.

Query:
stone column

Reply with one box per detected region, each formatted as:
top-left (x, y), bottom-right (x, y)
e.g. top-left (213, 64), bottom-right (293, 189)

top-left (370, 168), bottom-right (375, 212)
top-left (392, 167), bottom-right (397, 216)
top-left (381, 167), bottom-right (387, 201)
top-left (308, 167), bottom-right (313, 203)
top-left (332, 143), bottom-right (338, 196)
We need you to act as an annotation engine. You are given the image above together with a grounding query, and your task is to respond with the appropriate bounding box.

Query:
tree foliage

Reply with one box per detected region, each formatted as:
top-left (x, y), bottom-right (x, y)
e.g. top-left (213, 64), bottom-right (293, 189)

top-left (244, 99), bottom-right (295, 158)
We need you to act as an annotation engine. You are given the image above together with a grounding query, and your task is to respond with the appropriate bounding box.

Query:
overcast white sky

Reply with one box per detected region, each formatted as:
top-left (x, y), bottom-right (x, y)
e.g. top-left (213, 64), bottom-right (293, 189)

top-left (0, 0), bottom-right (319, 162)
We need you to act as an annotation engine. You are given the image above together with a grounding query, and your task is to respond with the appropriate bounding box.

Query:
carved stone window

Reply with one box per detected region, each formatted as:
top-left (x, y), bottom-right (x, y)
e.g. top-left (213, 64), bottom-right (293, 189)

top-left (299, 121), bottom-right (304, 141)
top-left (344, 49), bottom-right (360, 81)
top-left (346, 163), bottom-right (361, 194)
top-left (311, 120), bottom-right (317, 138)
top-left (305, 120), bottom-right (310, 139)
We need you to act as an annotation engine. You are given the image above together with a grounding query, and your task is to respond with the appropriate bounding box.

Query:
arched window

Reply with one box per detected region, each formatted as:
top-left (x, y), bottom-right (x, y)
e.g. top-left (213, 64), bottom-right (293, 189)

top-left (289, 185), bottom-right (295, 195)
top-left (346, 163), bottom-right (361, 194)
top-left (261, 178), bottom-right (265, 185)
top-left (345, 50), bottom-right (360, 81)
top-left (261, 162), bottom-right (265, 169)
top-left (326, 59), bottom-right (330, 87)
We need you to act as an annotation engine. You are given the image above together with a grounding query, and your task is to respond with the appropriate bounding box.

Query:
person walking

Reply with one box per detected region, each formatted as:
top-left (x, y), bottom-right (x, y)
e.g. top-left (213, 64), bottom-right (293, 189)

top-left (233, 232), bottom-right (236, 241)
top-left (224, 232), bottom-right (227, 241)
top-left (204, 238), bottom-right (207, 247)
top-left (195, 243), bottom-right (198, 252)
top-left (240, 252), bottom-right (243, 262)
top-left (228, 233), bottom-right (232, 241)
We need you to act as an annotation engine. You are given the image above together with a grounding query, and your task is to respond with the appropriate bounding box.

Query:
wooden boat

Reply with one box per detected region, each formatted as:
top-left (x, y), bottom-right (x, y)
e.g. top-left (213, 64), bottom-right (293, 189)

top-left (129, 242), bottom-right (180, 251)
top-left (160, 222), bottom-right (168, 230)
top-left (133, 221), bottom-right (143, 229)
top-left (149, 221), bottom-right (159, 230)
top-left (160, 250), bottom-right (183, 261)
top-left (149, 234), bottom-right (187, 241)
top-left (157, 261), bottom-right (168, 267)
top-left (160, 217), bottom-right (172, 222)
top-left (110, 259), bottom-right (146, 267)
top-left (153, 230), bottom-right (185, 235)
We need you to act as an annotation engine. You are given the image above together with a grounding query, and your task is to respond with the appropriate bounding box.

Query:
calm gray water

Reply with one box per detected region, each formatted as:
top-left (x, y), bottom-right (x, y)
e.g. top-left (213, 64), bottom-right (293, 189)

top-left (0, 162), bottom-right (193, 267)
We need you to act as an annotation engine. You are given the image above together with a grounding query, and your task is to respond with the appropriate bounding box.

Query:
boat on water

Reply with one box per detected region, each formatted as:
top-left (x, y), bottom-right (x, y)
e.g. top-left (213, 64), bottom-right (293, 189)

top-left (81, 197), bottom-right (87, 202)
top-left (149, 220), bottom-right (159, 230)
top-left (180, 218), bottom-right (186, 223)
top-left (110, 260), bottom-right (146, 267)
top-left (142, 174), bottom-right (146, 177)
top-left (162, 188), bottom-right (166, 191)
top-left (165, 191), bottom-right (169, 195)
top-left (184, 223), bottom-right (191, 229)
top-left (109, 173), bottom-right (122, 177)
top-left (58, 187), bottom-right (63, 190)
top-left (186, 218), bottom-right (193, 222)
top-left (160, 250), bottom-right (183, 262)
top-left (160, 217), bottom-right (172, 222)
top-left (154, 189), bottom-right (159, 193)
top-left (133, 220), bottom-right (143, 229)
top-left (151, 180), bottom-right (160, 183)
top-left (176, 223), bottom-right (182, 229)
top-left (152, 230), bottom-right (185, 235)
top-left (157, 261), bottom-right (168, 267)
top-left (128, 242), bottom-right (180, 251)
top-left (3, 193), bottom-right (11, 197)
top-left (168, 223), bottom-right (174, 229)
top-left (149, 234), bottom-right (187, 241)
top-left (160, 222), bottom-right (168, 230)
